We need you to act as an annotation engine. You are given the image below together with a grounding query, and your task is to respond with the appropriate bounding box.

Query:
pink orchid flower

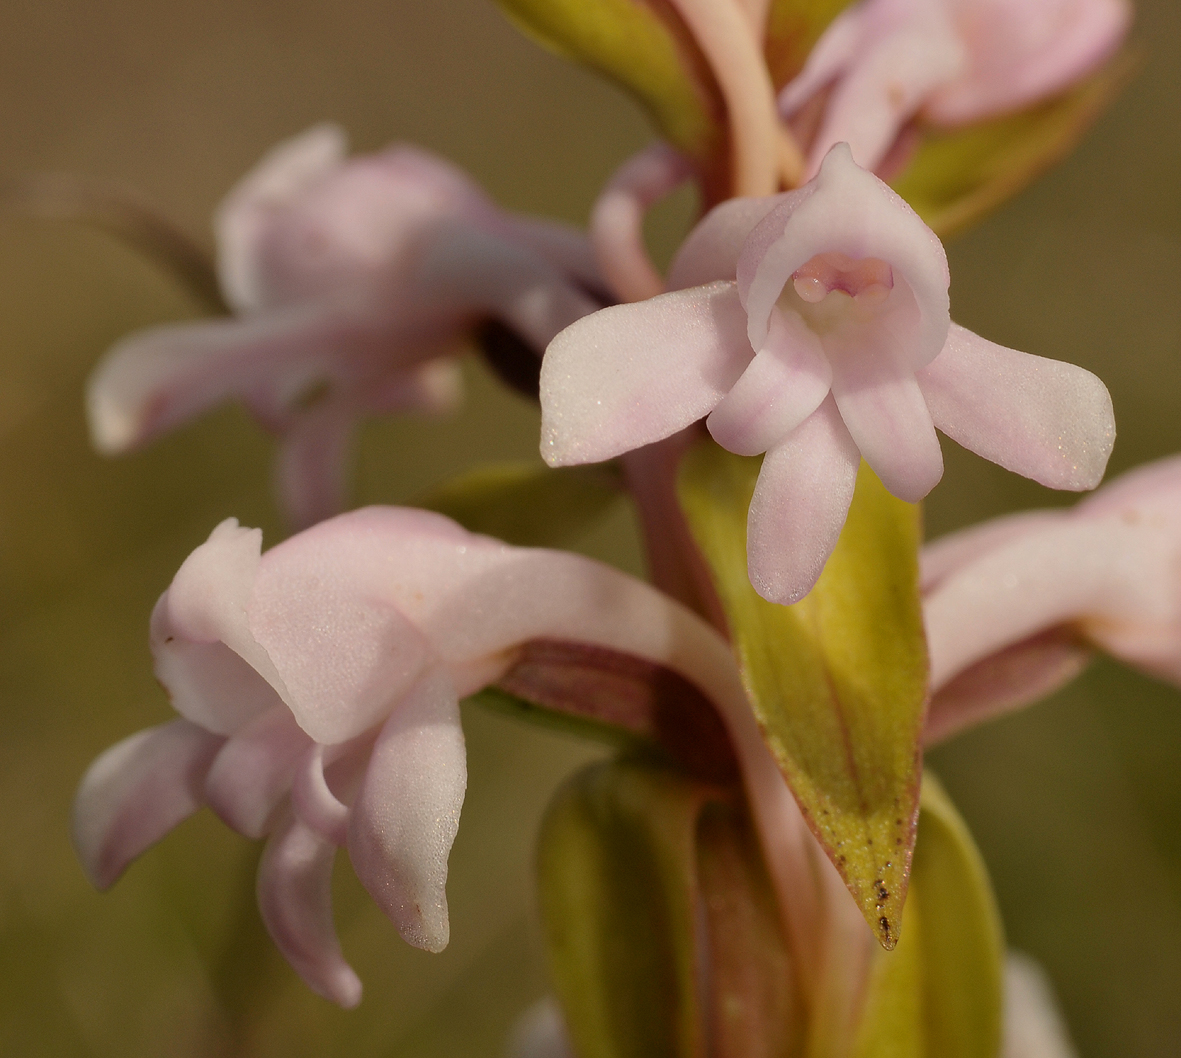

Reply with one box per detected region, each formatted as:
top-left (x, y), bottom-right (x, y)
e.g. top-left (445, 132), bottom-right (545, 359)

top-left (541, 144), bottom-right (1114, 604)
top-left (778, 0), bottom-right (1131, 176)
top-left (71, 506), bottom-right (800, 1008)
top-left (922, 454), bottom-right (1181, 744)
top-left (86, 124), bottom-right (601, 528)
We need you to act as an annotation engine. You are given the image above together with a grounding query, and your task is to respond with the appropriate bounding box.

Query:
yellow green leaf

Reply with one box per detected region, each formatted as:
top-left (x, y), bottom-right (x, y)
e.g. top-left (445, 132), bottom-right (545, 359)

top-left (892, 52), bottom-right (1135, 239)
top-left (536, 757), bottom-right (708, 1058)
top-left (492, 0), bottom-right (723, 160)
top-left (415, 460), bottom-right (623, 548)
top-left (677, 439), bottom-right (928, 948)
top-left (764, 0), bottom-right (856, 91)
top-left (852, 773), bottom-right (1005, 1058)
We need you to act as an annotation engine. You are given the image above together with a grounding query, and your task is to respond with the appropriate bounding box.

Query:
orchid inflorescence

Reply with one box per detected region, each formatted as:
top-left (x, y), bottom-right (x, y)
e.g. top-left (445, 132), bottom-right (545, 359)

top-left (60, 0), bottom-right (1150, 1053)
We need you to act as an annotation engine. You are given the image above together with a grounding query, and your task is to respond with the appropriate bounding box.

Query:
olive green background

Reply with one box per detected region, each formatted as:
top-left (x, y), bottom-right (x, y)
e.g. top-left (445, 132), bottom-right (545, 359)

top-left (0, 1), bottom-right (1177, 1055)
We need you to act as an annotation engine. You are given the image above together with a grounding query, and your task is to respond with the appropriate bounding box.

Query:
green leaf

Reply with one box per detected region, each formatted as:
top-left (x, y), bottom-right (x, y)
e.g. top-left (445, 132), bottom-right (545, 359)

top-left (492, 0), bottom-right (723, 160)
top-left (891, 52), bottom-right (1135, 239)
top-left (852, 773), bottom-right (1005, 1058)
top-left (537, 757), bottom-right (802, 1058)
top-left (677, 439), bottom-right (928, 949)
top-left (414, 460), bottom-right (623, 548)
top-left (537, 757), bottom-right (708, 1058)
top-left (764, 0), bottom-right (855, 91)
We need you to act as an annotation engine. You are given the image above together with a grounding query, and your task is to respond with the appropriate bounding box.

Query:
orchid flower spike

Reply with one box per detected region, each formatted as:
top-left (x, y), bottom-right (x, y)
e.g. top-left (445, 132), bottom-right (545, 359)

top-left (86, 124), bottom-right (602, 528)
top-left (922, 455), bottom-right (1181, 744)
top-left (71, 506), bottom-right (803, 1008)
top-left (541, 144), bottom-right (1114, 604)
top-left (778, 0), bottom-right (1131, 176)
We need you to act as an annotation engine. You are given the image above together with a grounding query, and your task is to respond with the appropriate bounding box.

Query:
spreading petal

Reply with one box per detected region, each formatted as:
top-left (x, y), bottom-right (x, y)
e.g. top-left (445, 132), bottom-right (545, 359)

top-left (667, 194), bottom-right (798, 291)
top-left (918, 322), bottom-right (1115, 491)
top-left (204, 704), bottom-right (313, 839)
top-left (539, 282), bottom-right (752, 466)
top-left (72, 719), bottom-right (224, 890)
top-left (348, 668), bottom-right (466, 953)
top-left (256, 811), bottom-right (362, 1008)
top-left (706, 306), bottom-right (832, 455)
top-left (828, 336), bottom-right (943, 501)
top-left (746, 398), bottom-right (862, 604)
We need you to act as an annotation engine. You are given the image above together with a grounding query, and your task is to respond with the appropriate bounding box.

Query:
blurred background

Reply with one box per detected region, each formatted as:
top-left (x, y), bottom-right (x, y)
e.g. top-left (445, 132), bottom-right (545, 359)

top-left (0, 1), bottom-right (1177, 1055)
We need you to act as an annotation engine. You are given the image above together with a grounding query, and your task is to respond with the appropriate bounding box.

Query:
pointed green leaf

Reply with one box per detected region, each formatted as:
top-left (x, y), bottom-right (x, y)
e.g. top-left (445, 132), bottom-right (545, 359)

top-left (536, 757), bottom-right (708, 1058)
top-left (677, 440), bottom-right (927, 948)
top-left (415, 460), bottom-right (623, 548)
top-left (891, 53), bottom-right (1135, 238)
top-left (852, 773), bottom-right (1005, 1058)
top-left (492, 0), bottom-right (723, 160)
top-left (764, 0), bottom-right (856, 91)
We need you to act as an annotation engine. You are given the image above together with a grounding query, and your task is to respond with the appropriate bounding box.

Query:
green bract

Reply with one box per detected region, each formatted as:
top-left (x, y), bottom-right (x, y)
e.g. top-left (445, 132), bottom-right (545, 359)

top-left (491, 0), bottom-right (723, 160)
top-left (852, 774), bottom-right (1005, 1058)
top-left (678, 440), bottom-right (928, 949)
top-left (892, 55), bottom-right (1134, 238)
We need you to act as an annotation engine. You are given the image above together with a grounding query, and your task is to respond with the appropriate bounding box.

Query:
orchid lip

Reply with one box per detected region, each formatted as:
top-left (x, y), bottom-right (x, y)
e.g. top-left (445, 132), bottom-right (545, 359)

top-left (790, 251), bottom-right (894, 305)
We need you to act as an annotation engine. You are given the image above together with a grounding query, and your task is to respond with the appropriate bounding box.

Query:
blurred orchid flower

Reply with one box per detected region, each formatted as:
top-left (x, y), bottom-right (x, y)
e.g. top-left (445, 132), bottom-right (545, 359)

top-left (778, 0), bottom-right (1131, 176)
top-left (72, 505), bottom-right (798, 1008)
top-left (86, 124), bottom-right (602, 528)
top-left (541, 145), bottom-right (1113, 603)
top-left (923, 455), bottom-right (1181, 743)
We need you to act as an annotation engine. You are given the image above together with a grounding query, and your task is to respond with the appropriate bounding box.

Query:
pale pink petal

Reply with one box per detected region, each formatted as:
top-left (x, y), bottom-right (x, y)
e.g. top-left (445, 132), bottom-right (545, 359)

top-left (737, 145), bottom-right (950, 360)
top-left (291, 745), bottom-right (351, 847)
top-left (153, 519), bottom-right (288, 734)
top-left (590, 142), bottom-right (695, 302)
top-left (539, 282), bottom-right (752, 466)
top-left (246, 535), bottom-right (434, 744)
top-left (706, 306), bottom-right (832, 455)
top-left (746, 397), bottom-right (861, 604)
top-left (72, 719), bottom-right (224, 890)
top-left (348, 668), bottom-right (466, 953)
top-left (1003, 953), bottom-right (1079, 1058)
top-left (86, 303), bottom-right (399, 456)
top-left (927, 0), bottom-right (1131, 127)
top-left (257, 811), bottom-right (362, 1008)
top-left (917, 323), bottom-right (1115, 491)
top-left (667, 194), bottom-right (796, 291)
top-left (504, 215), bottom-right (605, 295)
top-left (273, 409), bottom-right (356, 531)
top-left (924, 519), bottom-right (1133, 691)
top-left (1075, 452), bottom-right (1181, 519)
top-left (829, 344), bottom-right (943, 502)
top-left (216, 123), bottom-right (349, 313)
top-left (414, 224), bottom-right (600, 352)
top-left (920, 509), bottom-right (1070, 592)
top-left (776, 3), bottom-right (868, 114)
top-left (204, 705), bottom-right (312, 839)
top-left (923, 631), bottom-right (1091, 745)
top-left (802, 5), bottom-right (964, 174)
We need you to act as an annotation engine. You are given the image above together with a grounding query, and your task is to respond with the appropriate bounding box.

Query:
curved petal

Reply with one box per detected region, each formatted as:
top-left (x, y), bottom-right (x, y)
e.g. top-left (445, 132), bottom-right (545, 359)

top-left (1002, 953), bottom-right (1079, 1058)
top-left (539, 282), bottom-right (753, 466)
top-left (917, 323), bottom-right (1115, 491)
top-left (348, 668), bottom-right (466, 953)
top-left (86, 302), bottom-right (399, 456)
top-left (927, 0), bottom-right (1131, 126)
top-left (72, 719), bottom-right (224, 890)
top-left (746, 397), bottom-right (861, 604)
top-left (205, 704), bottom-right (312, 839)
top-left (590, 142), bottom-right (694, 302)
top-left (776, 3), bottom-right (866, 115)
top-left (668, 194), bottom-right (795, 291)
top-left (257, 811), bottom-right (362, 1008)
top-left (829, 342), bottom-right (943, 502)
top-left (246, 534), bottom-right (434, 744)
top-left (291, 745), bottom-right (351, 847)
top-left (920, 509), bottom-right (1070, 592)
top-left (706, 306), bottom-right (832, 455)
top-left (737, 145), bottom-right (950, 360)
top-left (216, 123), bottom-right (349, 313)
